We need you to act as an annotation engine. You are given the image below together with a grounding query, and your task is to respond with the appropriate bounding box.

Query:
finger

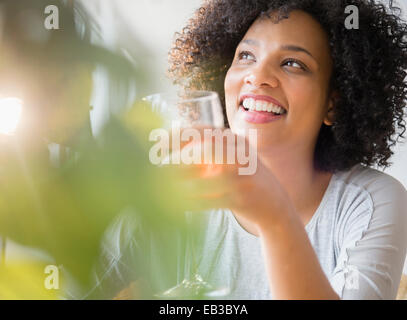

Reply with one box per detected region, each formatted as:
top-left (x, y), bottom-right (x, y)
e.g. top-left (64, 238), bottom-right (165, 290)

top-left (166, 160), bottom-right (239, 181)
top-left (186, 191), bottom-right (234, 212)
top-left (179, 174), bottom-right (230, 197)
top-left (161, 127), bottom-right (255, 173)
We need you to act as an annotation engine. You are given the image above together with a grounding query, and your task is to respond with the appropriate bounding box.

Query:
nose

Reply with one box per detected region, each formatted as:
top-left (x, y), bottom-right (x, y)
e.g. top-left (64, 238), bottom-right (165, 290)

top-left (243, 65), bottom-right (279, 88)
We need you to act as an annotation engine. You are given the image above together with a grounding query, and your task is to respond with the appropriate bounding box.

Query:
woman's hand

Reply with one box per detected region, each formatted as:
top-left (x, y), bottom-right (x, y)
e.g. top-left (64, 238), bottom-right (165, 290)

top-left (170, 127), bottom-right (294, 232)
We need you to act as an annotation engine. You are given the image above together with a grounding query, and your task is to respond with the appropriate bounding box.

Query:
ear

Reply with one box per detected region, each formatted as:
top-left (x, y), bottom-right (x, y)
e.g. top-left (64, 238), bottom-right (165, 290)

top-left (323, 90), bottom-right (339, 126)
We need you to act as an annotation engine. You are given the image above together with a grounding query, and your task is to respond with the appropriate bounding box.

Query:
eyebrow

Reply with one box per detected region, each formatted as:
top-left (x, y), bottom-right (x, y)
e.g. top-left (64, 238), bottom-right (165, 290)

top-left (241, 39), bottom-right (260, 46)
top-left (281, 45), bottom-right (315, 59)
top-left (240, 39), bottom-right (315, 59)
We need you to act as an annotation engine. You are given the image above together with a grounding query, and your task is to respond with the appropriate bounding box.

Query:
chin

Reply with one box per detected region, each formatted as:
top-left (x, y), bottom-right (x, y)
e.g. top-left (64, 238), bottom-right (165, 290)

top-left (230, 124), bottom-right (280, 150)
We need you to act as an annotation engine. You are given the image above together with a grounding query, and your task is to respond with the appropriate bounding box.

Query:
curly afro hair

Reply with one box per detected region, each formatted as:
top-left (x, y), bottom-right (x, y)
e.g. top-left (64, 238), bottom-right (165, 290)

top-left (168, 0), bottom-right (407, 172)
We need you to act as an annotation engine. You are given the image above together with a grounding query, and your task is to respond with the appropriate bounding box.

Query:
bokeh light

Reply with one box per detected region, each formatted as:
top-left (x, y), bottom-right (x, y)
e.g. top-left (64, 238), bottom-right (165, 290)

top-left (0, 98), bottom-right (23, 135)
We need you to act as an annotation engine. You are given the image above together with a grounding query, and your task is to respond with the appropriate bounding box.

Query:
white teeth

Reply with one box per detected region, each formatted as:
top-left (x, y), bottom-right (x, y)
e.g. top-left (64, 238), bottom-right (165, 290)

top-left (250, 100), bottom-right (256, 110)
top-left (242, 99), bottom-right (249, 109)
top-left (275, 106), bottom-right (285, 114)
top-left (243, 98), bottom-right (256, 110)
top-left (242, 98), bottom-right (285, 114)
top-left (262, 102), bottom-right (268, 112)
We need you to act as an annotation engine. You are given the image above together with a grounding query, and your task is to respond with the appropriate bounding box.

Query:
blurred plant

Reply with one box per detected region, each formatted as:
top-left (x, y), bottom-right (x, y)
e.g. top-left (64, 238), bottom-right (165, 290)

top-left (0, 261), bottom-right (59, 299)
top-left (0, 0), bottom-right (197, 299)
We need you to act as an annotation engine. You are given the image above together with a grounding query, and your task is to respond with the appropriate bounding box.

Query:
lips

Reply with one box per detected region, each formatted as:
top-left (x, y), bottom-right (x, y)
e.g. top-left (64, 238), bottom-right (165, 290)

top-left (238, 106), bottom-right (285, 124)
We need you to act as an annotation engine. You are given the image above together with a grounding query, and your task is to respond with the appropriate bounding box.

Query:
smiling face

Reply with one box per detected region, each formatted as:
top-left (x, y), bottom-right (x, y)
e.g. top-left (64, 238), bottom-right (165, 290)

top-left (225, 10), bottom-right (336, 155)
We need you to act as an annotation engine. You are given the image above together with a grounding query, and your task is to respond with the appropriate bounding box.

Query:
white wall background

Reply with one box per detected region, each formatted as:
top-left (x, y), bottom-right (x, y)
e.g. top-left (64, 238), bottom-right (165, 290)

top-left (80, 0), bottom-right (407, 273)
top-left (386, 0), bottom-right (407, 193)
top-left (81, 0), bottom-right (203, 93)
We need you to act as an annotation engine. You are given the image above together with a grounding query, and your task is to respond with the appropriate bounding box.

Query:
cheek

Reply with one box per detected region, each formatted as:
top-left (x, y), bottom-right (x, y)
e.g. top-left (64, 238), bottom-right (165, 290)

top-left (224, 68), bottom-right (241, 118)
top-left (287, 79), bottom-right (327, 119)
top-left (224, 69), bottom-right (237, 97)
top-left (224, 67), bottom-right (245, 96)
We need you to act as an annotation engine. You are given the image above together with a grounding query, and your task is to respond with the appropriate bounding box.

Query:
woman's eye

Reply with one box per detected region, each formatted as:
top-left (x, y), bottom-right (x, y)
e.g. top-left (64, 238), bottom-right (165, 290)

top-left (237, 51), bottom-right (255, 62)
top-left (283, 59), bottom-right (307, 70)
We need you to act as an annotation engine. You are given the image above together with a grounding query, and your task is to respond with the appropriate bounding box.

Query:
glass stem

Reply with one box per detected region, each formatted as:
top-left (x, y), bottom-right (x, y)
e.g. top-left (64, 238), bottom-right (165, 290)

top-left (184, 211), bottom-right (196, 281)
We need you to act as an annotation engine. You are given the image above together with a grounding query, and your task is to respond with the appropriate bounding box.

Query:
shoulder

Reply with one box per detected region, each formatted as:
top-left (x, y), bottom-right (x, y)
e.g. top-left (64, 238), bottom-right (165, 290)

top-left (330, 164), bottom-right (407, 249)
top-left (332, 164), bottom-right (407, 215)
top-left (335, 164), bottom-right (406, 193)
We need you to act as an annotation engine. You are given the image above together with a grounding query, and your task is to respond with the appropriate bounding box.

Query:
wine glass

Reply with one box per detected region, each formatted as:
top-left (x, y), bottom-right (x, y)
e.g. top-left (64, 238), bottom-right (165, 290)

top-left (143, 90), bottom-right (224, 129)
top-left (143, 90), bottom-right (230, 299)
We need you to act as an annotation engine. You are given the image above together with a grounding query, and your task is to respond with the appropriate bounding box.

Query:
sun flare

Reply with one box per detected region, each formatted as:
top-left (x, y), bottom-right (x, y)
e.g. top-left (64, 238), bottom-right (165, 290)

top-left (0, 98), bottom-right (23, 135)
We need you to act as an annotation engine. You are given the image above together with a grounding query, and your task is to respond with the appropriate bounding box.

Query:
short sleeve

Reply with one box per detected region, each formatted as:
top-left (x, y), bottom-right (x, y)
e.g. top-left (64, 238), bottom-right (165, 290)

top-left (330, 176), bottom-right (407, 299)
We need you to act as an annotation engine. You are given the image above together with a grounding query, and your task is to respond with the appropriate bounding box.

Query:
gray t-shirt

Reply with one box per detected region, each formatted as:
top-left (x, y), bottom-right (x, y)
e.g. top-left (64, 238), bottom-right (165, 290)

top-left (84, 164), bottom-right (407, 300)
top-left (193, 164), bottom-right (407, 299)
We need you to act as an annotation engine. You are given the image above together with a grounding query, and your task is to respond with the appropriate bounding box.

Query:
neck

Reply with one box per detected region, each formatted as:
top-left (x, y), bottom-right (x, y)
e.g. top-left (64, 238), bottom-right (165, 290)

top-left (257, 146), bottom-right (332, 219)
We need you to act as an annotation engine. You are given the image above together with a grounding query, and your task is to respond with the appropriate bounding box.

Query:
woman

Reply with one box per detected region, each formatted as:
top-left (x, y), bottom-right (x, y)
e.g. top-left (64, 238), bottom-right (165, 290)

top-left (165, 0), bottom-right (407, 299)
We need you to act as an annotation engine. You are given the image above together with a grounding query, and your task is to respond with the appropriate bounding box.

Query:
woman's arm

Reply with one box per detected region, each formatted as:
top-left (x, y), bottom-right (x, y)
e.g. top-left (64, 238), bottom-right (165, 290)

top-left (329, 175), bottom-right (407, 300)
top-left (257, 172), bottom-right (407, 300)
top-left (257, 203), bottom-right (339, 300)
